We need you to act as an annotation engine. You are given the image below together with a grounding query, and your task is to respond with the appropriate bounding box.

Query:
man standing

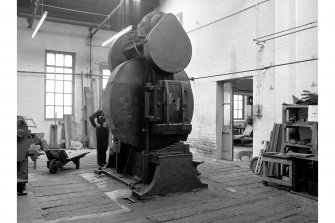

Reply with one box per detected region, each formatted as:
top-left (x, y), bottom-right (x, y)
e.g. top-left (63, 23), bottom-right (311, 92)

top-left (89, 110), bottom-right (109, 168)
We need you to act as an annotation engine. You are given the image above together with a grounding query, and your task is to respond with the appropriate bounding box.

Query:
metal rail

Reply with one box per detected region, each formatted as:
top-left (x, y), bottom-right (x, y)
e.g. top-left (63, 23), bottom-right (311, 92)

top-left (191, 58), bottom-right (318, 80)
top-left (256, 26), bottom-right (317, 45)
top-left (253, 21), bottom-right (318, 45)
top-left (253, 21), bottom-right (318, 41)
top-left (186, 0), bottom-right (270, 34)
top-left (17, 70), bottom-right (110, 77)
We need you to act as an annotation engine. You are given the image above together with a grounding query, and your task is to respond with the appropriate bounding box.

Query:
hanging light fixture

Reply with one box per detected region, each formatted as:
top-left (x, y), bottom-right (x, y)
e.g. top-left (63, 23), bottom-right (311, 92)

top-left (32, 11), bottom-right (48, 38)
top-left (101, 25), bottom-right (133, 46)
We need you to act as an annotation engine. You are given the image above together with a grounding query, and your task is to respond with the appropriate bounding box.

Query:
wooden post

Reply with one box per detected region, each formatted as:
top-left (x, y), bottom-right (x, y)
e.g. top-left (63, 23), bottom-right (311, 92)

top-left (84, 87), bottom-right (96, 148)
top-left (64, 115), bottom-right (75, 149)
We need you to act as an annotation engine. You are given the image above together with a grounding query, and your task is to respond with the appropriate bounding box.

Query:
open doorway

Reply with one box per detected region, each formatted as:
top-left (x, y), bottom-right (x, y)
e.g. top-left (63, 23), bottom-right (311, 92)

top-left (216, 77), bottom-right (253, 162)
top-left (232, 78), bottom-right (253, 162)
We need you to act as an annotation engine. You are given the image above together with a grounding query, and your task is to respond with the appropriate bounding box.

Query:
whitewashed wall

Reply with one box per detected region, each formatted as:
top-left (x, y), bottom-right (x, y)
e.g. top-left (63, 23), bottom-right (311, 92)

top-left (17, 17), bottom-right (115, 144)
top-left (159, 0), bottom-right (318, 158)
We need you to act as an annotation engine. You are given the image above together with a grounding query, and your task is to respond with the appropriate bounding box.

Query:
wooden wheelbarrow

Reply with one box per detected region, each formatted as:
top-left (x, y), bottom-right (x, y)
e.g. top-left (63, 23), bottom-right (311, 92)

top-left (44, 149), bottom-right (90, 174)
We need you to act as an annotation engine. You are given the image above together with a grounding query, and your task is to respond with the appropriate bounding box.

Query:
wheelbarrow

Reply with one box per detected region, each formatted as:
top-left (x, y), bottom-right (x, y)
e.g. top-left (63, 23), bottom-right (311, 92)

top-left (44, 149), bottom-right (90, 174)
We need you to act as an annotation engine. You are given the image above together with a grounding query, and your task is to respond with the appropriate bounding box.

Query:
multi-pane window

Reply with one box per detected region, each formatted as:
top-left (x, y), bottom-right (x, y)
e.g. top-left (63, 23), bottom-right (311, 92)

top-left (102, 68), bottom-right (111, 90)
top-left (99, 67), bottom-right (111, 109)
top-left (45, 51), bottom-right (74, 119)
top-left (234, 95), bottom-right (244, 120)
top-left (175, 12), bottom-right (183, 26)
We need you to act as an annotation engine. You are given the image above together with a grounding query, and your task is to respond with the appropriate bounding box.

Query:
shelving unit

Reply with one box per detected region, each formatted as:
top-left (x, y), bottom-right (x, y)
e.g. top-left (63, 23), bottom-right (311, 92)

top-left (281, 104), bottom-right (318, 155)
top-left (262, 104), bottom-right (318, 196)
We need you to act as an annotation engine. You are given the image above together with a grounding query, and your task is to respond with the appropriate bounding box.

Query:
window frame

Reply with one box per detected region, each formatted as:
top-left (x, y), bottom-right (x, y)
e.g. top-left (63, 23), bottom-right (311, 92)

top-left (99, 63), bottom-right (111, 109)
top-left (44, 50), bottom-right (76, 120)
top-left (100, 64), bottom-right (110, 91)
top-left (233, 94), bottom-right (245, 120)
top-left (175, 12), bottom-right (183, 27)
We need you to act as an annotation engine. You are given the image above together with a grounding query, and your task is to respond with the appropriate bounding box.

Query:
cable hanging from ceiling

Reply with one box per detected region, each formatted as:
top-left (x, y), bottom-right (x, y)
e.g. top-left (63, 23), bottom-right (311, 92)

top-left (40, 4), bottom-right (109, 17)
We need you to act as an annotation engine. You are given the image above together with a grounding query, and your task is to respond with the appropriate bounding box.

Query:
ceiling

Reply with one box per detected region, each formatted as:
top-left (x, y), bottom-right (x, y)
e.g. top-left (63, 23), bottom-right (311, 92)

top-left (233, 78), bottom-right (253, 93)
top-left (17, 0), bottom-right (159, 32)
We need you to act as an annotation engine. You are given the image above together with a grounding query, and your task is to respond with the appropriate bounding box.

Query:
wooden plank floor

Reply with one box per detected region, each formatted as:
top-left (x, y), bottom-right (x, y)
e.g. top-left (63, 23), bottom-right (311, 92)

top-left (18, 149), bottom-right (318, 223)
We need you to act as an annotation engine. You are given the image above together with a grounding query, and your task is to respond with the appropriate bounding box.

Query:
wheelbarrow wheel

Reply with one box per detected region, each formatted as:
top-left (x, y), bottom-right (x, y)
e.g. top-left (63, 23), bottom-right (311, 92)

top-left (17, 183), bottom-right (26, 194)
top-left (75, 159), bottom-right (80, 169)
top-left (250, 157), bottom-right (258, 173)
top-left (49, 159), bottom-right (58, 174)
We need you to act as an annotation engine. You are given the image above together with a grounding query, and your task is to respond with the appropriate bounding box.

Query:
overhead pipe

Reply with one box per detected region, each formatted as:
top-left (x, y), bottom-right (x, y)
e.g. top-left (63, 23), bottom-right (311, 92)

top-left (253, 21), bottom-right (318, 42)
top-left (89, 32), bottom-right (92, 76)
top-left (253, 21), bottom-right (318, 46)
top-left (28, 0), bottom-right (41, 28)
top-left (254, 26), bottom-right (317, 46)
top-left (186, 0), bottom-right (270, 34)
top-left (89, 0), bottom-right (125, 38)
top-left (17, 70), bottom-right (109, 77)
top-left (191, 58), bottom-right (318, 80)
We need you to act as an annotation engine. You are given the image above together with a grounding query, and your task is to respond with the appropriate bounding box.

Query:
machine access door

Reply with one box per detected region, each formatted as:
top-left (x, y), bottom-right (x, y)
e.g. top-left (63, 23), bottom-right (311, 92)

top-left (221, 81), bottom-right (233, 161)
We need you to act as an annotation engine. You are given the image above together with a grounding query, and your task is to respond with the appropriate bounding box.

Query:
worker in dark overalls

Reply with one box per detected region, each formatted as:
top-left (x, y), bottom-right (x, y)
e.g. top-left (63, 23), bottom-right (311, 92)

top-left (89, 110), bottom-right (109, 169)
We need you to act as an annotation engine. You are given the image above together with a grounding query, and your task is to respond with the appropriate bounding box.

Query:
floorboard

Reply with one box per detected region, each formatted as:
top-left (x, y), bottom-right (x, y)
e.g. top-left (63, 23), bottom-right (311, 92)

top-left (18, 149), bottom-right (317, 223)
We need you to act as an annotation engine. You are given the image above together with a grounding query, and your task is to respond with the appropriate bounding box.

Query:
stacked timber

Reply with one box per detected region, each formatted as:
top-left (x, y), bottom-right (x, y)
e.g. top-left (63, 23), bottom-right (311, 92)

top-left (256, 123), bottom-right (282, 175)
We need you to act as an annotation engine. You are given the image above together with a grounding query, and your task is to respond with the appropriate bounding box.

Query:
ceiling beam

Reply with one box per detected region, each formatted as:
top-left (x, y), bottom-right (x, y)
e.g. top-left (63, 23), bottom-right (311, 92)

top-left (28, 0), bottom-right (41, 28)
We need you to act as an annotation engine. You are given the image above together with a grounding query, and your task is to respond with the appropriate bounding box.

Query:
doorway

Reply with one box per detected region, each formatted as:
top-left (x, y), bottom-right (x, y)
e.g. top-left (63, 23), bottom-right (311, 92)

top-left (216, 77), bottom-right (253, 162)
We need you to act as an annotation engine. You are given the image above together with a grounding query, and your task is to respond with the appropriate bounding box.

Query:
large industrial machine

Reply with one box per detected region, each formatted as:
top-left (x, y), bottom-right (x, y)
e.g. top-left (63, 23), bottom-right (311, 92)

top-left (99, 11), bottom-right (207, 198)
top-left (17, 116), bottom-right (35, 194)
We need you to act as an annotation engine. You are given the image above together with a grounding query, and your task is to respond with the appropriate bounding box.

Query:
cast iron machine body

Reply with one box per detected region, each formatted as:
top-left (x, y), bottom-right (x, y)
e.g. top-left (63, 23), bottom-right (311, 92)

top-left (17, 116), bottom-right (35, 194)
top-left (102, 11), bottom-right (207, 198)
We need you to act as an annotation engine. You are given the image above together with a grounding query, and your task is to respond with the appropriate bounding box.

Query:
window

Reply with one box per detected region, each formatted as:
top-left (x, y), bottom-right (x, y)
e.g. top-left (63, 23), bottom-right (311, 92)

top-left (234, 95), bottom-right (244, 120)
top-left (102, 68), bottom-right (111, 90)
top-left (175, 12), bottom-right (183, 26)
top-left (99, 66), bottom-right (111, 109)
top-left (45, 51), bottom-right (74, 119)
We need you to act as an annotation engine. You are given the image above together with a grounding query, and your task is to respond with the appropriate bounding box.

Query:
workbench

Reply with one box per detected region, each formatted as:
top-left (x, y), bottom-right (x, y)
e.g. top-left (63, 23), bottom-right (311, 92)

top-left (262, 153), bottom-right (318, 195)
top-left (290, 155), bottom-right (318, 195)
top-left (262, 153), bottom-right (293, 187)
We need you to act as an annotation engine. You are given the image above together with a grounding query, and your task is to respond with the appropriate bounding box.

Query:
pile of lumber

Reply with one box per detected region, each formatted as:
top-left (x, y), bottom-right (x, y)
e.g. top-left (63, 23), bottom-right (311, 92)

top-left (267, 123), bottom-right (282, 176)
top-left (255, 123), bottom-right (282, 175)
